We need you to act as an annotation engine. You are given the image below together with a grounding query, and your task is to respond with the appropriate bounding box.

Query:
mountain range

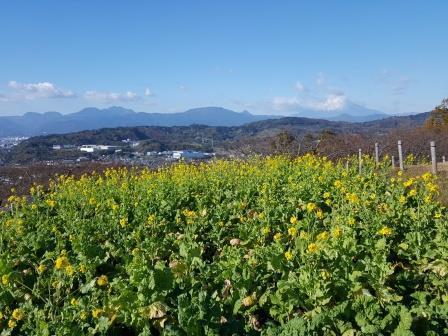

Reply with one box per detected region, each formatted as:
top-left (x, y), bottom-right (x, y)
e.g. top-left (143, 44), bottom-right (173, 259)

top-left (0, 105), bottom-right (396, 137)
top-left (0, 107), bottom-right (278, 137)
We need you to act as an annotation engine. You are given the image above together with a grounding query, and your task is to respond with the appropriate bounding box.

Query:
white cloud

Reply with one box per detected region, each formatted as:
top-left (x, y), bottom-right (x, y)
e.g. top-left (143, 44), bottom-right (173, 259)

top-left (311, 93), bottom-right (347, 110)
top-left (144, 88), bottom-right (154, 97)
top-left (8, 81), bottom-right (75, 100)
top-left (295, 81), bottom-right (306, 92)
top-left (84, 90), bottom-right (140, 103)
top-left (272, 93), bottom-right (347, 112)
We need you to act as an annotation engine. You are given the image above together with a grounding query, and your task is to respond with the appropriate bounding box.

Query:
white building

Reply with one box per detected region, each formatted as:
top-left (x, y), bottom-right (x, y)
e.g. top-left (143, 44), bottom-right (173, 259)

top-left (79, 145), bottom-right (118, 153)
top-left (80, 145), bottom-right (96, 153)
top-left (172, 150), bottom-right (211, 160)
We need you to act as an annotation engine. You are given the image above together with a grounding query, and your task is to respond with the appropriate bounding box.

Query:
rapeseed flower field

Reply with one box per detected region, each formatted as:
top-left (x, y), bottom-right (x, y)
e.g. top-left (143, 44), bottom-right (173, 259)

top-left (0, 155), bottom-right (447, 335)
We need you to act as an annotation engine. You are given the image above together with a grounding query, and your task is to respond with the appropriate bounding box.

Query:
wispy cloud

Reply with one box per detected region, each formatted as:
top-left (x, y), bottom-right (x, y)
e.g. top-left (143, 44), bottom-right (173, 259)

top-left (144, 88), bottom-right (154, 97)
top-left (178, 84), bottom-right (189, 92)
top-left (316, 72), bottom-right (326, 86)
top-left (7, 81), bottom-right (76, 100)
top-left (377, 70), bottom-right (412, 96)
top-left (84, 90), bottom-right (140, 103)
top-left (295, 81), bottom-right (307, 93)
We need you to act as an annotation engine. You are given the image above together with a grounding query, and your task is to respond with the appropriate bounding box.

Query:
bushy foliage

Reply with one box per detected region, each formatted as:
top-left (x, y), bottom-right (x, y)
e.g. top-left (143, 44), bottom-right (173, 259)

top-left (425, 98), bottom-right (448, 129)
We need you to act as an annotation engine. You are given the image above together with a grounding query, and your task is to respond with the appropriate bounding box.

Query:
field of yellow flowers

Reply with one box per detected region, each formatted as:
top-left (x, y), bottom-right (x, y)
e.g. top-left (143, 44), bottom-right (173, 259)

top-left (1, 155), bottom-right (448, 335)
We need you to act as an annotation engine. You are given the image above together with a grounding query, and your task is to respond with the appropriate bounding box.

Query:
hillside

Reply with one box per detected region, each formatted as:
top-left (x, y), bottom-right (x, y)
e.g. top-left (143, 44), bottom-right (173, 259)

top-left (5, 112), bottom-right (430, 163)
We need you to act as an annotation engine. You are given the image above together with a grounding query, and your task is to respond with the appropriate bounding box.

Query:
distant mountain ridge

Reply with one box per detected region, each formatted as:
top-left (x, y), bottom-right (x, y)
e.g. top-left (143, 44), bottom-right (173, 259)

top-left (0, 105), bottom-right (423, 137)
top-left (0, 106), bottom-right (280, 137)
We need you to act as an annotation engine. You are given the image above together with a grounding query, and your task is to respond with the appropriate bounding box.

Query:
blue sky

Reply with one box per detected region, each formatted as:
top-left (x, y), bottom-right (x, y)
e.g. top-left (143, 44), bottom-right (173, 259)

top-left (0, 1), bottom-right (447, 116)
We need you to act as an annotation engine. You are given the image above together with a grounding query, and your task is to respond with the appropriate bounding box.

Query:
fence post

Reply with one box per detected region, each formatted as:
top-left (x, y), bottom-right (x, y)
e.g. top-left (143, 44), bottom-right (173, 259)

top-left (398, 140), bottom-right (404, 171)
top-left (345, 160), bottom-right (349, 171)
top-left (443, 155), bottom-right (446, 164)
top-left (392, 155), bottom-right (395, 169)
top-left (430, 141), bottom-right (437, 174)
top-left (358, 148), bottom-right (362, 174)
top-left (374, 143), bottom-right (379, 166)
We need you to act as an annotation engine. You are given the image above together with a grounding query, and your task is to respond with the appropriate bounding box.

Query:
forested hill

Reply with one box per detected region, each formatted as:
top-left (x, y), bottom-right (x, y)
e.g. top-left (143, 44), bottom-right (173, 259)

top-left (6, 112), bottom-right (430, 163)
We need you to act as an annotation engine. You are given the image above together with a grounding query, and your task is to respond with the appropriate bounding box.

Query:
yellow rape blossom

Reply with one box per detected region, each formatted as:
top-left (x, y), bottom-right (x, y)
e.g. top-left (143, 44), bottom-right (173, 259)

top-left (92, 308), bottom-right (103, 318)
top-left (408, 189), bottom-right (417, 197)
top-left (378, 226), bottom-right (392, 236)
top-left (288, 227), bottom-right (297, 237)
top-left (316, 231), bottom-right (329, 241)
top-left (307, 243), bottom-right (318, 253)
top-left (316, 210), bottom-right (324, 219)
top-left (37, 264), bottom-right (46, 274)
top-left (1, 274), bottom-right (9, 285)
top-left (403, 178), bottom-right (414, 187)
top-left (426, 182), bottom-right (438, 193)
top-left (299, 230), bottom-right (309, 239)
top-left (119, 218), bottom-right (128, 228)
top-left (12, 309), bottom-right (24, 320)
top-left (306, 202), bottom-right (316, 212)
top-left (284, 250), bottom-right (294, 261)
top-left (97, 275), bottom-right (108, 286)
top-left (421, 172), bottom-right (432, 182)
top-left (55, 256), bottom-right (69, 269)
top-left (332, 226), bottom-right (342, 238)
top-left (65, 265), bottom-right (74, 276)
top-left (346, 193), bottom-right (359, 204)
top-left (320, 270), bottom-right (331, 279)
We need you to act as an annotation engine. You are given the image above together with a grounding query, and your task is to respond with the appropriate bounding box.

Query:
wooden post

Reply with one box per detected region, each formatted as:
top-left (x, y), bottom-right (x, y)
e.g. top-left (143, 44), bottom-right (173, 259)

top-left (443, 155), bottom-right (446, 164)
top-left (345, 160), bottom-right (349, 171)
top-left (430, 141), bottom-right (437, 174)
top-left (374, 143), bottom-right (379, 166)
top-left (358, 148), bottom-right (362, 174)
top-left (392, 155), bottom-right (395, 169)
top-left (398, 140), bottom-right (404, 171)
